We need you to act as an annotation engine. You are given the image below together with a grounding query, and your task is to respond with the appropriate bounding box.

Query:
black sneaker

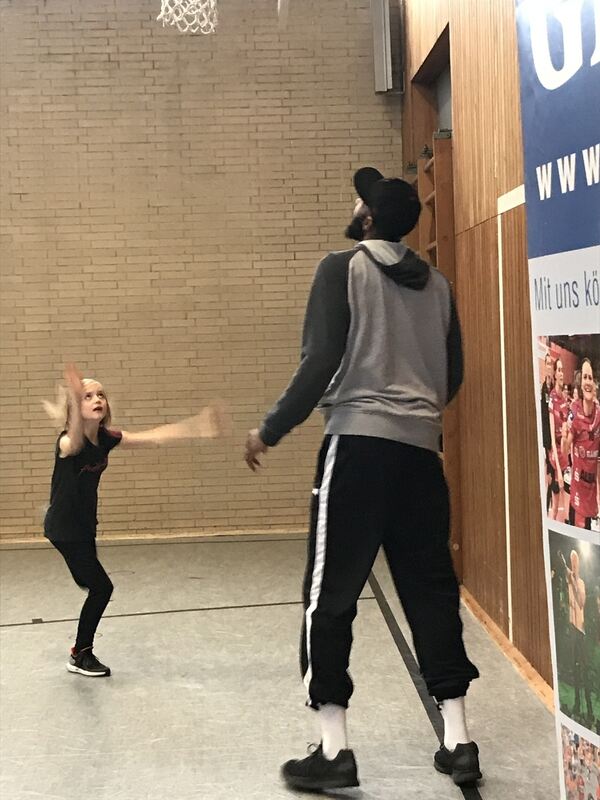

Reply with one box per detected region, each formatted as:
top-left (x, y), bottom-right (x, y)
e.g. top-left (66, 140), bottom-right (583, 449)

top-left (434, 742), bottom-right (482, 786)
top-left (281, 743), bottom-right (359, 791)
top-left (67, 649), bottom-right (111, 677)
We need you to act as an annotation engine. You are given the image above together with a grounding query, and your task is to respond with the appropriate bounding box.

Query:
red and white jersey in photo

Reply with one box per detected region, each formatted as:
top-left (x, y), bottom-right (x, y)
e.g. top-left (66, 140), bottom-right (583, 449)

top-left (548, 388), bottom-right (569, 471)
top-left (568, 400), bottom-right (600, 519)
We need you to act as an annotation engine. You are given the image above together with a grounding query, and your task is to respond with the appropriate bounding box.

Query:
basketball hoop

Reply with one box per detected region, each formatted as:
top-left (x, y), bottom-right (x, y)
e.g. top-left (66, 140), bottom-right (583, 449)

top-left (157, 0), bottom-right (218, 34)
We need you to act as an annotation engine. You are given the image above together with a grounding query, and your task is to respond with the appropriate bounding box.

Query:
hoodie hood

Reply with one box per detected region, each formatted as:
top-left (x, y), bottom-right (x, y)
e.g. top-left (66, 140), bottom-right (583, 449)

top-left (356, 240), bottom-right (430, 290)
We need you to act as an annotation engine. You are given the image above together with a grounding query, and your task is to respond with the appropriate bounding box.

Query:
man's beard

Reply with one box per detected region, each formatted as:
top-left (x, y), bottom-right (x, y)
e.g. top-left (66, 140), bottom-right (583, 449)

top-left (344, 215), bottom-right (365, 241)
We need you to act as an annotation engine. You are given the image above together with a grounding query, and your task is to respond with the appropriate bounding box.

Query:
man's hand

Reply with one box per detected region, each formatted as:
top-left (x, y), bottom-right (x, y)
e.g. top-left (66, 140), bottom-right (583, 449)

top-left (244, 428), bottom-right (268, 472)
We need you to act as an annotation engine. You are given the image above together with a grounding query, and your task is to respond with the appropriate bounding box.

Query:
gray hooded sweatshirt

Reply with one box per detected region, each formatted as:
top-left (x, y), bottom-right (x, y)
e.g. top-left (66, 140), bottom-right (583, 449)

top-left (259, 240), bottom-right (463, 453)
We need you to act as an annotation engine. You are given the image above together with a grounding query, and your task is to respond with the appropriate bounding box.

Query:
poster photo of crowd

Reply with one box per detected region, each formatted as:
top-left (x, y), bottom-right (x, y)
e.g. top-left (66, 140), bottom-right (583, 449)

top-left (538, 335), bottom-right (600, 532)
top-left (561, 725), bottom-right (599, 800)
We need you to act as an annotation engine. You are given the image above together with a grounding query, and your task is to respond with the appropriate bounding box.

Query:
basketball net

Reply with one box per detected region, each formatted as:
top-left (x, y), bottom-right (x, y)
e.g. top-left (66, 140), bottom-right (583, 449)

top-left (157, 0), bottom-right (218, 34)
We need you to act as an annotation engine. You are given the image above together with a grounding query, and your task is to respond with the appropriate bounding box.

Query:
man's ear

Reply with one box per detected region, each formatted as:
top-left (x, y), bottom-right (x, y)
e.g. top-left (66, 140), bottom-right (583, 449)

top-left (362, 215), bottom-right (374, 233)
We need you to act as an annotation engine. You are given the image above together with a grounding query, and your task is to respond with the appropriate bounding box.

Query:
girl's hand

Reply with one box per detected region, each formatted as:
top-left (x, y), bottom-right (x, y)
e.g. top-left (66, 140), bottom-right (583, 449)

top-left (184, 403), bottom-right (228, 439)
top-left (63, 363), bottom-right (84, 398)
top-left (58, 363), bottom-right (85, 457)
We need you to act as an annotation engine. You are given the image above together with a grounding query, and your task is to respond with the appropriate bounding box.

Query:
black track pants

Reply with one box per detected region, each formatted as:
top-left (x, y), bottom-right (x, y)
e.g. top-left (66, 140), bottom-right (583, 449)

top-left (300, 435), bottom-right (479, 709)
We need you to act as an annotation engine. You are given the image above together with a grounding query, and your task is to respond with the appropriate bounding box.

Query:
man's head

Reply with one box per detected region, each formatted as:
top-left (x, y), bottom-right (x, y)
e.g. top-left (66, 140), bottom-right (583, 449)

top-left (345, 167), bottom-right (422, 242)
top-left (344, 197), bottom-right (371, 241)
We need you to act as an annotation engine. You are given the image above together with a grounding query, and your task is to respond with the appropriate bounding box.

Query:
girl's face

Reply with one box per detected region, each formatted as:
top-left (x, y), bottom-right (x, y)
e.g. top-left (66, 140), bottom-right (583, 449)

top-left (581, 362), bottom-right (594, 403)
top-left (81, 382), bottom-right (107, 423)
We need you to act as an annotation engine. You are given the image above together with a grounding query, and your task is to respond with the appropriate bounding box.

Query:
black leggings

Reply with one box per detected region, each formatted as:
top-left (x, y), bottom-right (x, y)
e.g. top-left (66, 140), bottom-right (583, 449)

top-left (52, 539), bottom-right (113, 652)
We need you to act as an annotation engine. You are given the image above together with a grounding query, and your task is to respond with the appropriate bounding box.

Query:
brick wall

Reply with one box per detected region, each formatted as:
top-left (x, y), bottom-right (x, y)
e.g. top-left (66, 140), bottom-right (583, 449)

top-left (0, 0), bottom-right (402, 539)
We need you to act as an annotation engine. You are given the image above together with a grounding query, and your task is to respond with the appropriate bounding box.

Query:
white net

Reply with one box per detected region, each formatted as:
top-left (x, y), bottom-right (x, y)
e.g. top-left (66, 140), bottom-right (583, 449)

top-left (157, 0), bottom-right (218, 34)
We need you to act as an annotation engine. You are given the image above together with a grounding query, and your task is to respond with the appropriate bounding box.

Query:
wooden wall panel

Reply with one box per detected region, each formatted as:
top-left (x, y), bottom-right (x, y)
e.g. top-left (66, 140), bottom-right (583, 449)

top-left (402, 0), bottom-right (523, 229)
top-left (402, 0), bottom-right (551, 681)
top-left (455, 219), bottom-right (509, 632)
top-left (400, 0), bottom-right (447, 170)
top-left (401, 81), bottom-right (438, 171)
top-left (403, 0), bottom-right (450, 82)
top-left (450, 0), bottom-right (524, 233)
top-left (502, 206), bottom-right (552, 684)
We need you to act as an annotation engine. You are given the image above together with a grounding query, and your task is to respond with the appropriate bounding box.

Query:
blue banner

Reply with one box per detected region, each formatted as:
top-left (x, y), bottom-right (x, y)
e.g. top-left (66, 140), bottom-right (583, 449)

top-left (516, 0), bottom-right (600, 258)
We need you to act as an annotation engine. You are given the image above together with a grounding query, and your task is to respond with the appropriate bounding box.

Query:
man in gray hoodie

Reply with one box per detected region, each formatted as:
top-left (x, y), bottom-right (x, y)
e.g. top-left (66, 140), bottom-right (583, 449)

top-left (244, 167), bottom-right (480, 792)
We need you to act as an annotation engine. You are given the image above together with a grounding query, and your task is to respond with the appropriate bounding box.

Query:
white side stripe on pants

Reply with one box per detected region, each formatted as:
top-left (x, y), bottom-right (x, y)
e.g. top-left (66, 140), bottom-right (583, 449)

top-left (303, 435), bottom-right (339, 698)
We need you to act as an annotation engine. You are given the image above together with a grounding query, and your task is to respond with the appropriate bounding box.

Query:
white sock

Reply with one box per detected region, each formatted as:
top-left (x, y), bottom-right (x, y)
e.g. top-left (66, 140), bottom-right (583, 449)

top-left (440, 697), bottom-right (470, 751)
top-left (318, 704), bottom-right (348, 760)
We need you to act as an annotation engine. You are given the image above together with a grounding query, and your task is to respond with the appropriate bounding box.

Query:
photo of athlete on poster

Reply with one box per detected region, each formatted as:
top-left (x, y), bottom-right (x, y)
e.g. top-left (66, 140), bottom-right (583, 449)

top-left (537, 336), bottom-right (600, 531)
top-left (550, 530), bottom-right (600, 733)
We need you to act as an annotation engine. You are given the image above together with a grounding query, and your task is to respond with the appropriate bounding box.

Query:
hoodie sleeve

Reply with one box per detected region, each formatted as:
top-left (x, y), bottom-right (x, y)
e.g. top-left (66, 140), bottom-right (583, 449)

top-left (447, 290), bottom-right (464, 404)
top-left (259, 253), bottom-right (350, 446)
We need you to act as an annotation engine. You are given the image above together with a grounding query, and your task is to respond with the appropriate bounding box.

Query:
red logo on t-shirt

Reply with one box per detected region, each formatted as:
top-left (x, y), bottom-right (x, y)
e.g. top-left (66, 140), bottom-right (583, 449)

top-left (79, 458), bottom-right (108, 476)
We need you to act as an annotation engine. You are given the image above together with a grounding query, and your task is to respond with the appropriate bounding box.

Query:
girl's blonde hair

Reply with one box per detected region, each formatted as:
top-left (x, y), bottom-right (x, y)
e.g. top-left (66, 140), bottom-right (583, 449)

top-left (42, 378), bottom-right (113, 430)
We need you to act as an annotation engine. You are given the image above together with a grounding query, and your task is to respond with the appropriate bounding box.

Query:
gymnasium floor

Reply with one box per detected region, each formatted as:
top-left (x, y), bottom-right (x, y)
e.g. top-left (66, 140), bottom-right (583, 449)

top-left (0, 535), bottom-right (558, 800)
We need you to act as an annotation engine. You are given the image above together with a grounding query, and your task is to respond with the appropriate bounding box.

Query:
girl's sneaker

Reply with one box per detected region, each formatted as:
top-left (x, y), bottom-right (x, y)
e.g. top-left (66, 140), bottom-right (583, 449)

top-left (67, 648), bottom-right (111, 677)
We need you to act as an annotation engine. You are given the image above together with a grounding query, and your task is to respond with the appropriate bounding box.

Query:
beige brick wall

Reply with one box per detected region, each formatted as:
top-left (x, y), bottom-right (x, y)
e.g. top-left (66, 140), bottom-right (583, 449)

top-left (0, 0), bottom-right (402, 540)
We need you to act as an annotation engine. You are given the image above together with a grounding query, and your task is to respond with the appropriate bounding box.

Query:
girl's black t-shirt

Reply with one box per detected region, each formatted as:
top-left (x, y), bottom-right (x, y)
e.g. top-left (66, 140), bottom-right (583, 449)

top-left (44, 427), bottom-right (122, 542)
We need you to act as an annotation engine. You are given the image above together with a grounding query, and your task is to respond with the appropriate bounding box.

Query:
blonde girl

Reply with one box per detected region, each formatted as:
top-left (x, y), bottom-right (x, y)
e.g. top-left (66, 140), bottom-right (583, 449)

top-left (43, 364), bottom-right (223, 677)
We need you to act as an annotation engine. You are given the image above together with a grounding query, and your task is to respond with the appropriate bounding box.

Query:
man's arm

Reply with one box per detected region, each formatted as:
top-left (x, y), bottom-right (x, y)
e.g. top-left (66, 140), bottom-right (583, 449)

top-left (259, 253), bottom-right (351, 447)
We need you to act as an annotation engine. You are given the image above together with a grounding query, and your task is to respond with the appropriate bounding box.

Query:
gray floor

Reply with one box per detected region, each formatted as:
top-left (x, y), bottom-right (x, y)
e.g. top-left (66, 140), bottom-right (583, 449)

top-left (0, 537), bottom-right (559, 800)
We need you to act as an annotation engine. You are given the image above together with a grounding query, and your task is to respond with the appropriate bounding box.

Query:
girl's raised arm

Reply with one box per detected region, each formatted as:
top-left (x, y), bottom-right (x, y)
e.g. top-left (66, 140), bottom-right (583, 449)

top-left (120, 404), bottom-right (225, 448)
top-left (58, 364), bottom-right (85, 458)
